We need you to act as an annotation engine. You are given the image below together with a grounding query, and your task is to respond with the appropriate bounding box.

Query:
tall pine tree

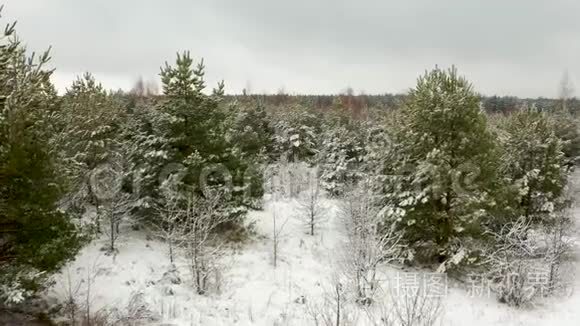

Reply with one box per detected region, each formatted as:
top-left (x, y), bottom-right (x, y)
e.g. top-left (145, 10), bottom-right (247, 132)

top-left (386, 67), bottom-right (505, 266)
top-left (0, 12), bottom-right (82, 304)
top-left (131, 52), bottom-right (262, 227)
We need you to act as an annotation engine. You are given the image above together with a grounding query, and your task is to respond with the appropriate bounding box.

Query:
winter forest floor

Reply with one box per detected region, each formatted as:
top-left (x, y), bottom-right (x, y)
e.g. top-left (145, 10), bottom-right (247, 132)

top-left (44, 172), bottom-right (580, 326)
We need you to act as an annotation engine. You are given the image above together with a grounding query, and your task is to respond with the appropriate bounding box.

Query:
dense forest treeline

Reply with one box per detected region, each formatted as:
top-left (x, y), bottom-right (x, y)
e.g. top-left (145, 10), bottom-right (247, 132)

top-left (224, 93), bottom-right (580, 114)
top-left (124, 91), bottom-right (580, 118)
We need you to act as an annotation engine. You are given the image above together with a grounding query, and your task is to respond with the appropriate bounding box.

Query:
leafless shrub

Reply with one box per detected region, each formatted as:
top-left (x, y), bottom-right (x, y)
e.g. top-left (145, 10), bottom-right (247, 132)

top-left (361, 284), bottom-right (444, 326)
top-left (152, 178), bottom-right (186, 264)
top-left (266, 160), bottom-right (313, 199)
top-left (183, 191), bottom-right (229, 295)
top-left (84, 308), bottom-right (115, 326)
top-left (83, 257), bottom-right (101, 326)
top-left (55, 256), bottom-right (102, 326)
top-left (339, 182), bottom-right (402, 304)
top-left (484, 217), bottom-right (542, 307)
top-left (306, 280), bottom-right (359, 326)
top-left (77, 291), bottom-right (158, 326)
top-left (60, 267), bottom-right (83, 325)
top-left (109, 292), bottom-right (159, 325)
top-left (483, 204), bottom-right (575, 306)
top-left (542, 208), bottom-right (574, 295)
top-left (389, 287), bottom-right (443, 326)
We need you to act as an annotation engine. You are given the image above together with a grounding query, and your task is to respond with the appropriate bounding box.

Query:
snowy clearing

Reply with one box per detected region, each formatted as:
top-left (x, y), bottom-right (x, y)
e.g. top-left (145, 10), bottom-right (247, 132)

top-left (46, 188), bottom-right (580, 325)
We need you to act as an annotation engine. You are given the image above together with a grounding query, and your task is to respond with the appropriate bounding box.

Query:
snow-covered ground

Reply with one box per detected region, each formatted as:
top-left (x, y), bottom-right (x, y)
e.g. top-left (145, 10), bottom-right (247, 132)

top-left (46, 186), bottom-right (580, 325)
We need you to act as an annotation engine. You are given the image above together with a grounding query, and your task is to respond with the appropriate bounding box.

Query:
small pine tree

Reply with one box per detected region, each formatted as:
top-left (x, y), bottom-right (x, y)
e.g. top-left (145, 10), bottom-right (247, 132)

top-left (500, 107), bottom-right (569, 225)
top-left (123, 100), bottom-right (172, 218)
top-left (159, 52), bottom-right (226, 164)
top-left (272, 105), bottom-right (321, 162)
top-left (551, 112), bottom-right (580, 167)
top-left (140, 51), bottom-right (262, 227)
top-left (228, 101), bottom-right (275, 161)
top-left (318, 112), bottom-right (365, 196)
top-left (56, 73), bottom-right (128, 234)
top-left (222, 100), bottom-right (274, 207)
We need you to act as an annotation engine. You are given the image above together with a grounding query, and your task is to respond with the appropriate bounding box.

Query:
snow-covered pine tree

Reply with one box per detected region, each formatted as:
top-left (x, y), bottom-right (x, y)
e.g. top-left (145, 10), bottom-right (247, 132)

top-left (271, 104), bottom-right (321, 163)
top-left (499, 107), bottom-right (569, 225)
top-left (227, 101), bottom-right (275, 162)
top-left (222, 100), bottom-right (274, 207)
top-left (159, 52), bottom-right (226, 167)
top-left (551, 111), bottom-right (580, 167)
top-left (386, 67), bottom-right (504, 266)
top-left (0, 11), bottom-right (83, 304)
top-left (155, 51), bottom-right (261, 226)
top-left (318, 110), bottom-right (365, 196)
top-left (57, 73), bottom-right (127, 231)
top-left (359, 108), bottom-right (402, 196)
top-left (132, 52), bottom-right (222, 220)
top-left (122, 99), bottom-right (171, 219)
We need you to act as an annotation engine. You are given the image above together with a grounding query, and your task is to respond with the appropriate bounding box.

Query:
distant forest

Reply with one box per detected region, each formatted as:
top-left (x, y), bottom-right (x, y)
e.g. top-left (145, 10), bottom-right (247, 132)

top-left (219, 93), bottom-right (579, 115)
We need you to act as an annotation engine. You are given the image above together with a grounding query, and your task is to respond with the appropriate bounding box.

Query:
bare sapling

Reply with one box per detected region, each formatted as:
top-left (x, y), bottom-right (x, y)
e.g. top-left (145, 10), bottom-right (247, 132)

top-left (90, 156), bottom-right (132, 254)
top-left (543, 207), bottom-right (573, 295)
top-left (296, 172), bottom-right (327, 236)
top-left (340, 181), bottom-right (402, 305)
top-left (307, 277), bottom-right (359, 326)
top-left (154, 178), bottom-right (186, 265)
top-left (61, 267), bottom-right (82, 326)
top-left (57, 255), bottom-right (102, 325)
top-left (484, 216), bottom-right (539, 306)
top-left (102, 190), bottom-right (131, 255)
top-left (183, 190), bottom-right (229, 295)
top-left (272, 210), bottom-right (290, 268)
top-left (389, 286), bottom-right (443, 326)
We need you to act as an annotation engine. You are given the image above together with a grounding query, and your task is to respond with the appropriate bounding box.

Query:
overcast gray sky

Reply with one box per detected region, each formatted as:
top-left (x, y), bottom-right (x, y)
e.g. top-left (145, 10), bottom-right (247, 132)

top-left (5, 0), bottom-right (579, 97)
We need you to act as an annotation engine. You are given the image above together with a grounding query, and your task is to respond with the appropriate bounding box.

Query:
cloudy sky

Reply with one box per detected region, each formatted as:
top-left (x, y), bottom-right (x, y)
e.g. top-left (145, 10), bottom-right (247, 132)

top-left (5, 0), bottom-right (579, 97)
